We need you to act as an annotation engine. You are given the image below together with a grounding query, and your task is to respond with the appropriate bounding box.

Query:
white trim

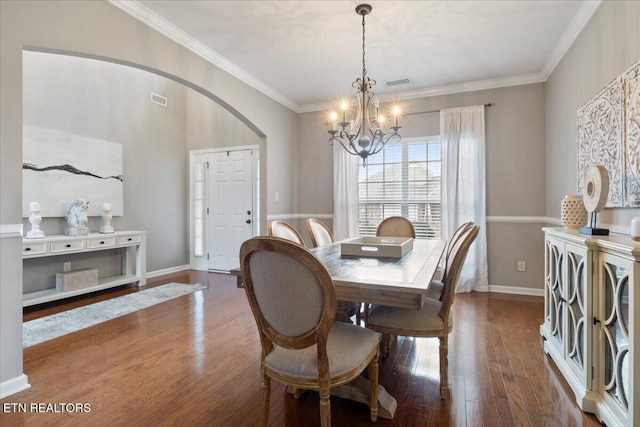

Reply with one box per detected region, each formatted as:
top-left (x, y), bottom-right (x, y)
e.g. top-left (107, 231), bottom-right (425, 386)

top-left (540, 1), bottom-right (602, 80)
top-left (189, 145), bottom-right (259, 156)
top-left (0, 374), bottom-right (30, 399)
top-left (489, 285), bottom-right (544, 297)
top-left (108, 0), bottom-right (297, 112)
top-left (146, 264), bottom-right (190, 279)
top-left (267, 213), bottom-right (333, 221)
top-left (1, 224), bottom-right (23, 237)
top-left (486, 216), bottom-right (559, 224)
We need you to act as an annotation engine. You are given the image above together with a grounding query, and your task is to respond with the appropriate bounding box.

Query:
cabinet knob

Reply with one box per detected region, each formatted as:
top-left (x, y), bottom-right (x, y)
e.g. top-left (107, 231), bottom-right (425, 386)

top-left (25, 247), bottom-right (31, 251)
top-left (100, 241), bottom-right (105, 245)
top-left (128, 238), bottom-right (132, 241)
top-left (66, 244), bottom-right (71, 248)
top-left (246, 219), bottom-right (251, 224)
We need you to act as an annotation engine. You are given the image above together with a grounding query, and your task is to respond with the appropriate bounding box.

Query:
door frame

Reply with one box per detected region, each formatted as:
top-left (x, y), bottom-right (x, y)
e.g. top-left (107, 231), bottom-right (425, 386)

top-left (189, 145), bottom-right (260, 271)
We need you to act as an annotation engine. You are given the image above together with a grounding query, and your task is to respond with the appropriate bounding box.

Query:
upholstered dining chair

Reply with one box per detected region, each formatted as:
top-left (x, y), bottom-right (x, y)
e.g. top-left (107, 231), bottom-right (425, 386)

top-left (376, 216), bottom-right (416, 238)
top-left (366, 225), bottom-right (479, 399)
top-left (268, 220), bottom-right (304, 245)
top-left (306, 218), bottom-right (362, 324)
top-left (240, 237), bottom-right (380, 426)
top-left (426, 221), bottom-right (475, 301)
top-left (306, 218), bottom-right (334, 248)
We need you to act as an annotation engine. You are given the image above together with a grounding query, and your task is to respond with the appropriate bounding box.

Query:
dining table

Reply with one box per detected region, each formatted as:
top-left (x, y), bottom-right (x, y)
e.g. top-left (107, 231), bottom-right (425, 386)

top-left (310, 237), bottom-right (447, 419)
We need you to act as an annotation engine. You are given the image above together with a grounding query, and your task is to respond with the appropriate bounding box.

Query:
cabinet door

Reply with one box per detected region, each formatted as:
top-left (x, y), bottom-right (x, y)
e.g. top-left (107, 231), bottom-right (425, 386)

top-left (544, 237), bottom-right (565, 350)
top-left (597, 252), bottom-right (632, 423)
top-left (565, 243), bottom-right (591, 388)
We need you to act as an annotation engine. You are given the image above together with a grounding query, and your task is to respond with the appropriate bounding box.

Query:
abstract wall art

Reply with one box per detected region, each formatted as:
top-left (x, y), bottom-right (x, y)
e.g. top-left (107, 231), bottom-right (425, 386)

top-left (23, 127), bottom-right (123, 217)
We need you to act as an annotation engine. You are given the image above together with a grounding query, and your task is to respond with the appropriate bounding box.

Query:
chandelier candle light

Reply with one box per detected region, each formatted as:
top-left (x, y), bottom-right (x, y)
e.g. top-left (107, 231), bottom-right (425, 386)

top-left (327, 4), bottom-right (402, 165)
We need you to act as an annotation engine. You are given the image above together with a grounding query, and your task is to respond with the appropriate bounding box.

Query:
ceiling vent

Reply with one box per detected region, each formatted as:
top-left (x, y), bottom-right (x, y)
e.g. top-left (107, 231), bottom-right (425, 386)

top-left (150, 92), bottom-right (168, 107)
top-left (385, 78), bottom-right (411, 87)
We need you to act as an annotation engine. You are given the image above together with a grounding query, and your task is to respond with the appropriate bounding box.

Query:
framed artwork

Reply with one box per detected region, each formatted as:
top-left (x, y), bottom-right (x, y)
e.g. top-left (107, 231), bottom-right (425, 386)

top-left (22, 127), bottom-right (124, 217)
top-left (577, 58), bottom-right (640, 208)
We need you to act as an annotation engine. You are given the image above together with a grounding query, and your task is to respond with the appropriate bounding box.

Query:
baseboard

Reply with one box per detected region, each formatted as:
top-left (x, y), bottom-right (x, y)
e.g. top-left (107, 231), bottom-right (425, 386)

top-left (0, 374), bottom-right (30, 399)
top-left (489, 285), bottom-right (544, 297)
top-left (147, 265), bottom-right (190, 279)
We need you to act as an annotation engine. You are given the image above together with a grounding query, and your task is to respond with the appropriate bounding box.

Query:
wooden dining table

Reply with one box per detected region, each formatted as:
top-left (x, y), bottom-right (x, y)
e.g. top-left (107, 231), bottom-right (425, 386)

top-left (312, 238), bottom-right (447, 309)
top-left (310, 238), bottom-right (447, 419)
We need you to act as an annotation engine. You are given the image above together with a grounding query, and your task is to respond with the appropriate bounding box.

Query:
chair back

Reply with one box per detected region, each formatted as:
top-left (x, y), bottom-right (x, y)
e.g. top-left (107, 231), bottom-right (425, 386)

top-left (306, 218), bottom-right (334, 248)
top-left (442, 221), bottom-right (474, 283)
top-left (376, 216), bottom-right (416, 238)
top-left (268, 220), bottom-right (304, 245)
top-left (240, 237), bottom-right (336, 353)
top-left (438, 225), bottom-right (479, 323)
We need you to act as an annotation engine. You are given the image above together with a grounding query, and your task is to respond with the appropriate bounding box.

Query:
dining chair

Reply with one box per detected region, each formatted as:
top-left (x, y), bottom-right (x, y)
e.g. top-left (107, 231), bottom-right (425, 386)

top-left (427, 221), bottom-right (475, 301)
top-left (366, 225), bottom-right (479, 399)
top-left (240, 237), bottom-right (380, 426)
top-left (306, 218), bottom-right (334, 248)
top-left (268, 220), bottom-right (304, 245)
top-left (306, 218), bottom-right (362, 324)
top-left (376, 216), bottom-right (416, 238)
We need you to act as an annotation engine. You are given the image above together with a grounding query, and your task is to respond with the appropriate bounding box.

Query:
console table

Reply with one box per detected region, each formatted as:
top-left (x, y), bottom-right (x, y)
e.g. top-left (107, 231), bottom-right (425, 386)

top-left (540, 227), bottom-right (639, 427)
top-left (22, 231), bottom-right (146, 307)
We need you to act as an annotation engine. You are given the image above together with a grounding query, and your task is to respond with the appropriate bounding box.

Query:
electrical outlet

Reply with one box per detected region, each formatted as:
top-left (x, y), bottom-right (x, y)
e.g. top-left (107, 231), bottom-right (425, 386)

top-left (517, 261), bottom-right (526, 272)
top-left (63, 262), bottom-right (71, 272)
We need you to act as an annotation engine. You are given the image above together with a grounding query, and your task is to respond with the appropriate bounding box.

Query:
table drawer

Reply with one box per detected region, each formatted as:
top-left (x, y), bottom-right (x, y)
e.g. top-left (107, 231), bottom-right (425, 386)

top-left (23, 242), bottom-right (47, 256)
top-left (51, 240), bottom-right (84, 253)
top-left (87, 237), bottom-right (115, 249)
top-left (117, 235), bottom-right (141, 245)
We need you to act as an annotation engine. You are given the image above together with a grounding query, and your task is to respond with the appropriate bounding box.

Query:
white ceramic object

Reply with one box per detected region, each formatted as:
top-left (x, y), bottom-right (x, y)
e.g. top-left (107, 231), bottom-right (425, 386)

top-left (26, 203), bottom-right (45, 239)
top-left (561, 195), bottom-right (588, 230)
top-left (631, 216), bottom-right (640, 242)
top-left (100, 204), bottom-right (114, 234)
top-left (582, 166), bottom-right (610, 213)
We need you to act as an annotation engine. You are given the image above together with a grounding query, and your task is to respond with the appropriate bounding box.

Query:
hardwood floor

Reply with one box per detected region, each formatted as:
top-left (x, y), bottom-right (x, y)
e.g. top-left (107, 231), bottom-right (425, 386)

top-left (2, 271), bottom-right (601, 426)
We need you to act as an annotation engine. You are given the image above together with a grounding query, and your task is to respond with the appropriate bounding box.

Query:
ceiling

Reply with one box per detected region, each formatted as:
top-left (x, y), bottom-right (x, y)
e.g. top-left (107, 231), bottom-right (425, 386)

top-left (112, 1), bottom-right (601, 112)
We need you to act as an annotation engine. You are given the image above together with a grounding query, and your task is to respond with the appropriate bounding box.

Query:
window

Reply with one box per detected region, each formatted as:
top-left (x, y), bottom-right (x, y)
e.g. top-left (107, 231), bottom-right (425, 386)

top-left (358, 136), bottom-right (441, 239)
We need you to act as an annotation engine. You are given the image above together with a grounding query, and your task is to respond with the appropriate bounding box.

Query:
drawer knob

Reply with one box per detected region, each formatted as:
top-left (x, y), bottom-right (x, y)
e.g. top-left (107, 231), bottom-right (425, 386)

top-left (25, 247), bottom-right (31, 251)
top-left (100, 241), bottom-right (105, 245)
top-left (66, 244), bottom-right (71, 248)
top-left (128, 238), bottom-right (132, 241)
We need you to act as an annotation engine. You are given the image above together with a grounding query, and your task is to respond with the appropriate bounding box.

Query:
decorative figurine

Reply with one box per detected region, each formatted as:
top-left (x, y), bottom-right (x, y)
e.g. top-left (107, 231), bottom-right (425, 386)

top-left (100, 202), bottom-right (114, 234)
top-left (65, 198), bottom-right (90, 236)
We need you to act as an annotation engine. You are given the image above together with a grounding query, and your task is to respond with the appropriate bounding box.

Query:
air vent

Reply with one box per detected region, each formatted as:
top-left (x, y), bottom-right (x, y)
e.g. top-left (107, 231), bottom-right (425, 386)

top-left (150, 92), bottom-right (168, 107)
top-left (385, 78), bottom-right (411, 87)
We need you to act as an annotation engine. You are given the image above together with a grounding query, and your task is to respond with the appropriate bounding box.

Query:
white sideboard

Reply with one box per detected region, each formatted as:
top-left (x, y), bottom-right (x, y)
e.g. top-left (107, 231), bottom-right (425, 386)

top-left (541, 227), bottom-right (639, 427)
top-left (22, 230), bottom-right (146, 307)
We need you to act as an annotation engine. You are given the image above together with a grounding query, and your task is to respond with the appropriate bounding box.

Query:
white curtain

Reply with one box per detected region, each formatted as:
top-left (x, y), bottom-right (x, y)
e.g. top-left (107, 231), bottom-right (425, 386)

top-left (440, 105), bottom-right (489, 292)
top-left (332, 142), bottom-right (359, 240)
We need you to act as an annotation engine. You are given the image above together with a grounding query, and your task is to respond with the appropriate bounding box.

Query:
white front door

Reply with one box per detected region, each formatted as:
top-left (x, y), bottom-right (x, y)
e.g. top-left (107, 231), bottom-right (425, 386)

top-left (207, 149), bottom-right (255, 271)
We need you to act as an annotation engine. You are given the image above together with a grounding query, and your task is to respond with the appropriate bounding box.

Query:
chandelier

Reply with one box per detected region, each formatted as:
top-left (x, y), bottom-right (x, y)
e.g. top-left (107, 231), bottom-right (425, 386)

top-left (328, 3), bottom-right (402, 165)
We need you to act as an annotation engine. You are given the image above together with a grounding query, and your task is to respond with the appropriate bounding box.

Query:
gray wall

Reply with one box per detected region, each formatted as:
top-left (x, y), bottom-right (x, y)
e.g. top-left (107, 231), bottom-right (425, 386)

top-left (22, 52), bottom-right (189, 274)
top-left (297, 84), bottom-right (547, 291)
top-left (545, 0), bottom-right (640, 226)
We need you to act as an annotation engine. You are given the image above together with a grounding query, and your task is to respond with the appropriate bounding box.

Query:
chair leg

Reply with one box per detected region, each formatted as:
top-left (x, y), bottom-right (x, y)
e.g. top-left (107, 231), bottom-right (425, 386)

top-left (319, 385), bottom-right (331, 427)
top-left (380, 333), bottom-right (391, 357)
top-left (261, 372), bottom-right (271, 426)
top-left (355, 302), bottom-right (362, 325)
top-left (438, 336), bottom-right (448, 399)
top-left (368, 353), bottom-right (379, 422)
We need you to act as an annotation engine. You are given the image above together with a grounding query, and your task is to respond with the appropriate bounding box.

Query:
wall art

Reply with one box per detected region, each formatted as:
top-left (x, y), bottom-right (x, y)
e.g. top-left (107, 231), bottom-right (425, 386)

top-left (624, 59), bottom-right (640, 207)
top-left (22, 126), bottom-right (123, 217)
top-left (577, 76), bottom-right (624, 207)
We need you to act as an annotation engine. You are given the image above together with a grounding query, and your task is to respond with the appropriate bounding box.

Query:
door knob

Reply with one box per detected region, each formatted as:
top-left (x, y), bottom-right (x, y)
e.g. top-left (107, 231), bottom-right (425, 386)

top-left (246, 219), bottom-right (251, 224)
top-left (247, 210), bottom-right (251, 215)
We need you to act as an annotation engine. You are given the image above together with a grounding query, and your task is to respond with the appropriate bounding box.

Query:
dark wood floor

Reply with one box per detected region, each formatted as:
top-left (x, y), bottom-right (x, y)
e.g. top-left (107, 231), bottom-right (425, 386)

top-left (2, 271), bottom-right (602, 426)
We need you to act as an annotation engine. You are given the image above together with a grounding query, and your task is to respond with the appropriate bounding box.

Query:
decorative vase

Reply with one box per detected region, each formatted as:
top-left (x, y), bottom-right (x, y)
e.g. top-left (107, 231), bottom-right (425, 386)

top-left (631, 217), bottom-right (640, 242)
top-left (26, 201), bottom-right (45, 239)
top-left (561, 195), bottom-right (588, 230)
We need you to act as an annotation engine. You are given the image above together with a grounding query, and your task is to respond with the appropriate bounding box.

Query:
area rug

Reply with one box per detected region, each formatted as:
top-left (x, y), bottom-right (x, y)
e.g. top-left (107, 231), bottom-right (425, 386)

top-left (23, 282), bottom-right (206, 348)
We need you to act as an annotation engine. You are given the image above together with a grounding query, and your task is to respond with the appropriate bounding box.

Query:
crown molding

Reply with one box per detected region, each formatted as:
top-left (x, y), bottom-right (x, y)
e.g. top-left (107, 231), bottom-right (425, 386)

top-left (540, 0), bottom-right (602, 80)
top-left (299, 73), bottom-right (546, 113)
top-left (108, 0), bottom-right (299, 112)
top-left (111, 0), bottom-right (601, 115)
